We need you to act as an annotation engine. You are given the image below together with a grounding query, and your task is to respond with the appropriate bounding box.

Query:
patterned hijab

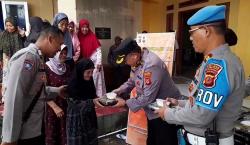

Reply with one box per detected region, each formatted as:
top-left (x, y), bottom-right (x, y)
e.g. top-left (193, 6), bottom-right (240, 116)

top-left (46, 44), bottom-right (67, 75)
top-left (78, 19), bottom-right (101, 58)
top-left (53, 13), bottom-right (73, 58)
top-left (0, 17), bottom-right (24, 59)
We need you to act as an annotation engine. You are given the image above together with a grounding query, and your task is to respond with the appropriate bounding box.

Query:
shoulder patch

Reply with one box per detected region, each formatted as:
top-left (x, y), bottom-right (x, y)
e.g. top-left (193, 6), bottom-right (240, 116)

top-left (23, 59), bottom-right (34, 71)
top-left (144, 71), bottom-right (152, 85)
top-left (203, 63), bottom-right (222, 88)
top-left (195, 58), bottom-right (230, 112)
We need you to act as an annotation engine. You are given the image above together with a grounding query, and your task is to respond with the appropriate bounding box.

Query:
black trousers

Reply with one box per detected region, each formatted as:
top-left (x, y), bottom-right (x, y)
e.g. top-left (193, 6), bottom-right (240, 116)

top-left (147, 118), bottom-right (178, 145)
top-left (18, 135), bottom-right (45, 145)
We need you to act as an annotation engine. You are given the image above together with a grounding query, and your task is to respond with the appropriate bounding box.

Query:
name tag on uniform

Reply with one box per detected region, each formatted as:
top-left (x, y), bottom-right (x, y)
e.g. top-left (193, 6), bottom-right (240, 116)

top-left (195, 58), bottom-right (230, 111)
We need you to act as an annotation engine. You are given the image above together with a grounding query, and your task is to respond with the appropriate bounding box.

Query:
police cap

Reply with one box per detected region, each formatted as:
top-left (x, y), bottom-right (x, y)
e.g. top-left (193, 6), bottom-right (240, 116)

top-left (187, 5), bottom-right (226, 26)
top-left (114, 38), bottom-right (141, 64)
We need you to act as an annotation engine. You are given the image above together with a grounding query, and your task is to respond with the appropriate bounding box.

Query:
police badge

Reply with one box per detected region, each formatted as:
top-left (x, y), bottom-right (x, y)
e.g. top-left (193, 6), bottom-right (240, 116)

top-left (203, 63), bottom-right (222, 88)
top-left (195, 58), bottom-right (230, 111)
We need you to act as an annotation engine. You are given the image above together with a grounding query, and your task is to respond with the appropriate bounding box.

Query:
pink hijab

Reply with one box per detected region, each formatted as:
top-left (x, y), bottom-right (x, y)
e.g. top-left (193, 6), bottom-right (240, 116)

top-left (78, 19), bottom-right (101, 58)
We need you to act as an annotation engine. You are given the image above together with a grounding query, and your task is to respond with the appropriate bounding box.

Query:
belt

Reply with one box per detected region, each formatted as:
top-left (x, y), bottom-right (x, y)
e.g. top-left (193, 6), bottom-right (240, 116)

top-left (182, 129), bottom-right (234, 145)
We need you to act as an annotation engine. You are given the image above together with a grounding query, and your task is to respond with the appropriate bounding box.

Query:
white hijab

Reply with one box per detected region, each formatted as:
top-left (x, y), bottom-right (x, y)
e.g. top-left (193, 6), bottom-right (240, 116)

top-left (46, 44), bottom-right (67, 75)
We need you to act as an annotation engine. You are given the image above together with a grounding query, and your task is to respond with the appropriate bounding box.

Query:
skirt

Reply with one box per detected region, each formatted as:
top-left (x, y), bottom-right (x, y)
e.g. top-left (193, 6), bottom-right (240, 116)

top-left (67, 99), bottom-right (98, 145)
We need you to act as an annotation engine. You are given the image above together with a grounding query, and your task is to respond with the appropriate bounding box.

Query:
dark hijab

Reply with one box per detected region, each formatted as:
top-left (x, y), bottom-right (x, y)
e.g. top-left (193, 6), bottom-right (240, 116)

top-left (0, 17), bottom-right (24, 59)
top-left (67, 58), bottom-right (96, 100)
top-left (24, 16), bottom-right (43, 47)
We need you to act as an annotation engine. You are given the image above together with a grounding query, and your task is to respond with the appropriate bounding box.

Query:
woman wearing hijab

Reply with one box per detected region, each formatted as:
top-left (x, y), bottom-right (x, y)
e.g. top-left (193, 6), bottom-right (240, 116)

top-left (45, 44), bottom-right (70, 145)
top-left (24, 16), bottom-right (44, 47)
top-left (68, 21), bottom-right (81, 62)
top-left (42, 19), bottom-right (52, 30)
top-left (78, 19), bottom-right (106, 97)
top-left (53, 13), bottom-right (73, 60)
top-left (0, 17), bottom-right (26, 99)
top-left (66, 58), bottom-right (102, 145)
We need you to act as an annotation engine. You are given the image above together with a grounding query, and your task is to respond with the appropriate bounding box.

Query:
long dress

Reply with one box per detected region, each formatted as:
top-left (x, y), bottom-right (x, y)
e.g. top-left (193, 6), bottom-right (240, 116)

top-left (67, 99), bottom-right (98, 145)
top-left (66, 58), bottom-right (98, 145)
top-left (45, 65), bottom-right (70, 145)
top-left (90, 48), bottom-right (106, 97)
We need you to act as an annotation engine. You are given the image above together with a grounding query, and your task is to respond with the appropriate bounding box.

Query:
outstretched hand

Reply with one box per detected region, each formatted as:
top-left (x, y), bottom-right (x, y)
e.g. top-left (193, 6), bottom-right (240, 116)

top-left (154, 106), bottom-right (167, 120)
top-left (93, 98), bottom-right (105, 108)
top-left (113, 97), bottom-right (126, 107)
top-left (58, 85), bottom-right (68, 98)
top-left (112, 88), bottom-right (121, 96)
top-left (165, 97), bottom-right (179, 106)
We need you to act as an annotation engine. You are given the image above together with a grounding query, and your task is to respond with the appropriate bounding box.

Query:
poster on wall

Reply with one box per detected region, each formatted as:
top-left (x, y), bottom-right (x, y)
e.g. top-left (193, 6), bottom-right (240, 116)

top-left (126, 32), bottom-right (176, 145)
top-left (1, 1), bottom-right (29, 31)
top-left (95, 27), bottom-right (111, 39)
top-left (136, 32), bottom-right (176, 75)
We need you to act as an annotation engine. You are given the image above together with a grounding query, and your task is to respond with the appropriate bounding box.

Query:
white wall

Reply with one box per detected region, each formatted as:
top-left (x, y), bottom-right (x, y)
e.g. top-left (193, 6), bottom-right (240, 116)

top-left (57, 0), bottom-right (77, 22)
top-left (76, 0), bottom-right (142, 64)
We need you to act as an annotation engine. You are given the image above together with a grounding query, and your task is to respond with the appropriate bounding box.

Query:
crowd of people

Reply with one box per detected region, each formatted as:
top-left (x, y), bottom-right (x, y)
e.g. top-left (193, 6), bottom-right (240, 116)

top-left (0, 4), bottom-right (248, 145)
top-left (0, 12), bottom-right (106, 145)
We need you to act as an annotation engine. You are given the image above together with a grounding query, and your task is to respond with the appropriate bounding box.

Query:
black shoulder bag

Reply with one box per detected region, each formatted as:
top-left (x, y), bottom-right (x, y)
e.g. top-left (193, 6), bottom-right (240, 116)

top-left (22, 84), bottom-right (44, 122)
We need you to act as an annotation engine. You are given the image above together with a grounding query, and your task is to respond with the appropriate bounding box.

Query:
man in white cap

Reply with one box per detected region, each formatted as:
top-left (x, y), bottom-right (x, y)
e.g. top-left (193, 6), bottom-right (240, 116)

top-left (155, 5), bottom-right (245, 145)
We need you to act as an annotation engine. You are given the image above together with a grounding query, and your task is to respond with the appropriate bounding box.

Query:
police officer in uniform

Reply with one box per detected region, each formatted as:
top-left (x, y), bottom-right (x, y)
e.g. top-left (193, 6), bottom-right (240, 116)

top-left (113, 38), bottom-right (181, 145)
top-left (155, 5), bottom-right (245, 145)
top-left (1, 26), bottom-right (65, 145)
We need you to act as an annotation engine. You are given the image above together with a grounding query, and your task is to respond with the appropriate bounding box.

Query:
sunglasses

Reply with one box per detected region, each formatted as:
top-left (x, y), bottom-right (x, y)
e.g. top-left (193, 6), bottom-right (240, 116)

top-left (189, 26), bottom-right (204, 35)
top-left (189, 23), bottom-right (222, 35)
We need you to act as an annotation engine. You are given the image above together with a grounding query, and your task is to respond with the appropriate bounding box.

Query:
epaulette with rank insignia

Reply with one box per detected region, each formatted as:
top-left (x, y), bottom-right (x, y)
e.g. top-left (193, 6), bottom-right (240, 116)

top-left (204, 53), bottom-right (213, 63)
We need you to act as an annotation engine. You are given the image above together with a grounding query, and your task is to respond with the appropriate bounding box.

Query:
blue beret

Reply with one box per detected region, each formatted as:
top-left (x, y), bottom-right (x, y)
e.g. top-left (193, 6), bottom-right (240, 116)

top-left (187, 5), bottom-right (226, 26)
